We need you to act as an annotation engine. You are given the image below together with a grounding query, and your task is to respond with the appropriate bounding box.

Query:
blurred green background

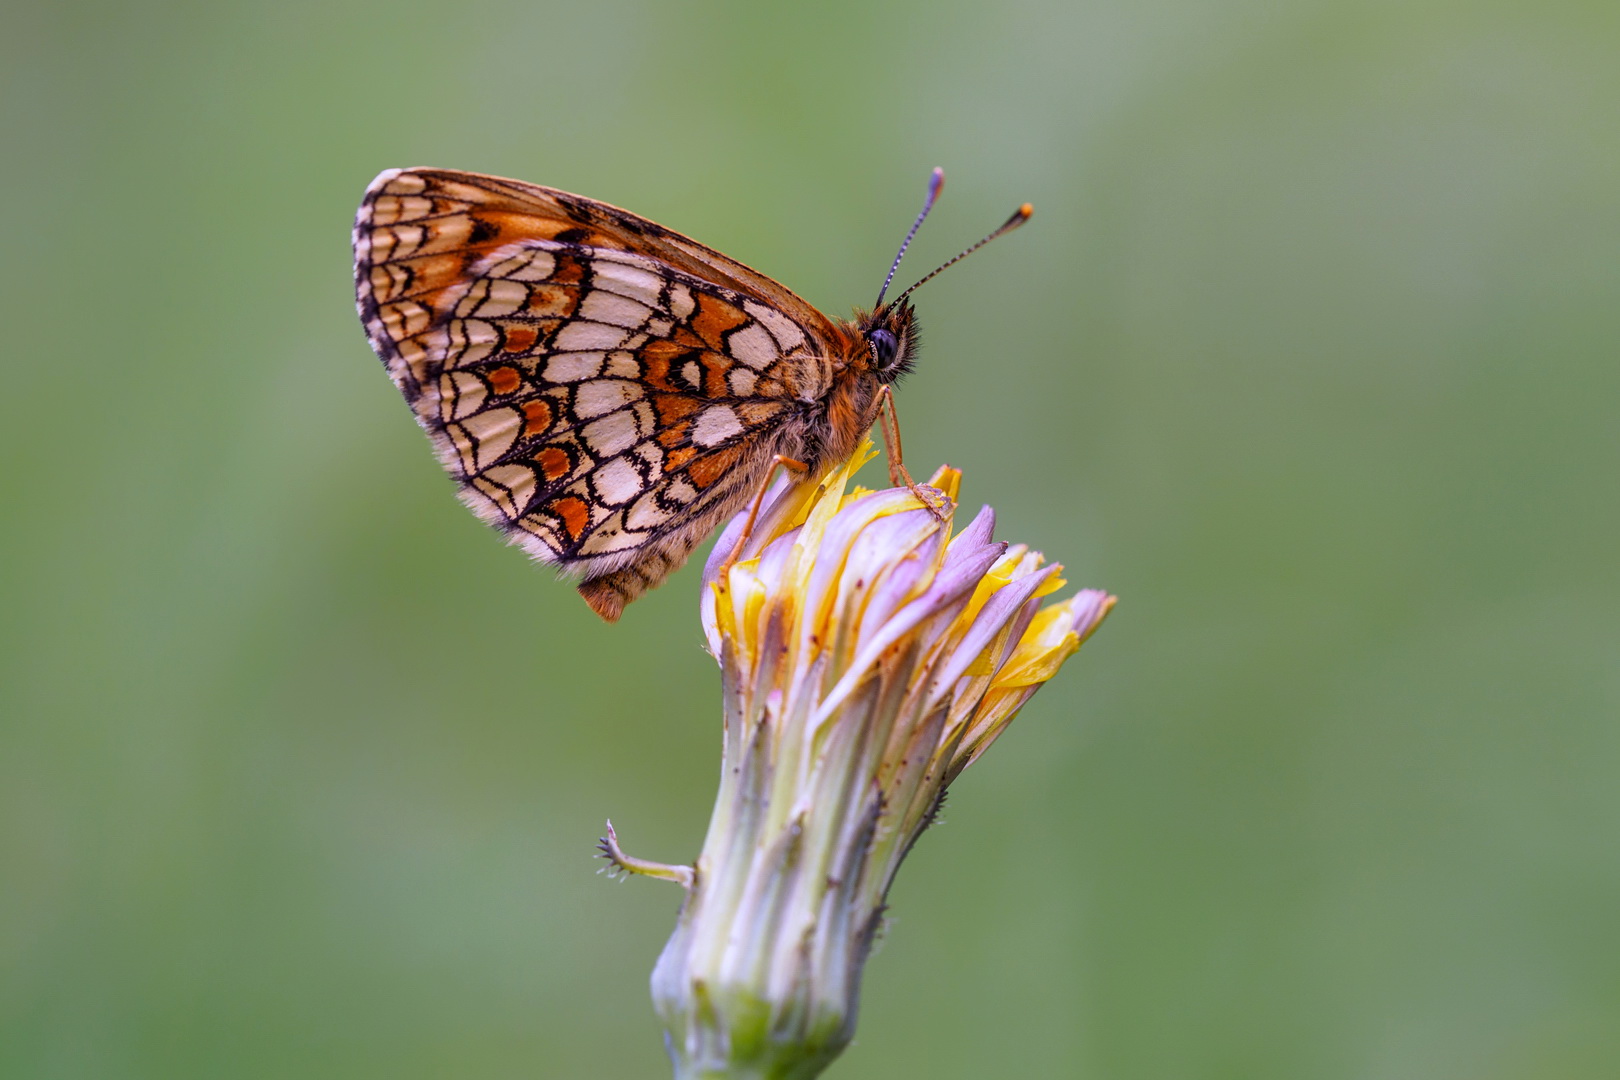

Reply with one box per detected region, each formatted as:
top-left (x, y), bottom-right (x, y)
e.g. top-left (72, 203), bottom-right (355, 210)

top-left (4, 1), bottom-right (1617, 1077)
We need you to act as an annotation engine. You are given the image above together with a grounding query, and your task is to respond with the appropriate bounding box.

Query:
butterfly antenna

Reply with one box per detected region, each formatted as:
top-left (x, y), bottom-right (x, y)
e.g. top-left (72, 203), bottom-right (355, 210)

top-left (874, 167), bottom-right (946, 308)
top-left (890, 201), bottom-right (1034, 308)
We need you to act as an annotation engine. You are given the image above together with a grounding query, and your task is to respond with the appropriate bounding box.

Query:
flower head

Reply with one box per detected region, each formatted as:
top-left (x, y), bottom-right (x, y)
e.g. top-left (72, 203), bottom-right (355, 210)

top-left (626, 445), bottom-right (1112, 1079)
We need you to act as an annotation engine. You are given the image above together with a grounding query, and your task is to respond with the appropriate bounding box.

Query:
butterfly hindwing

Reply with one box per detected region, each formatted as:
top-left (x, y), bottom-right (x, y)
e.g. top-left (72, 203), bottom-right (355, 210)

top-left (354, 168), bottom-right (845, 583)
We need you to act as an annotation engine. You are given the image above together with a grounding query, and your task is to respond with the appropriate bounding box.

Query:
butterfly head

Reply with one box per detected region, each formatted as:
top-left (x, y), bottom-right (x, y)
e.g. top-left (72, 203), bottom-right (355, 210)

top-left (858, 301), bottom-right (920, 384)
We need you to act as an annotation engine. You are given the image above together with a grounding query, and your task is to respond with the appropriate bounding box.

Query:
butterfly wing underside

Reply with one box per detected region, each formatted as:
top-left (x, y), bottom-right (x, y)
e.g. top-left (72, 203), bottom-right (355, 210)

top-left (353, 168), bottom-right (848, 618)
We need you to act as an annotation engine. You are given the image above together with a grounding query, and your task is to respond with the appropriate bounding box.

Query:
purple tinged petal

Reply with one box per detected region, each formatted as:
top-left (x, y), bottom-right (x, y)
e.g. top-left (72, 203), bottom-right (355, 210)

top-left (935, 509), bottom-right (1003, 586)
top-left (1068, 589), bottom-right (1115, 640)
top-left (812, 539), bottom-right (1007, 727)
top-left (797, 489), bottom-right (923, 647)
top-left (851, 510), bottom-right (946, 641)
top-left (702, 513), bottom-right (746, 587)
top-left (846, 508), bottom-right (941, 580)
top-left (948, 505), bottom-right (996, 555)
top-left (701, 472), bottom-right (802, 588)
top-left (901, 540), bottom-right (1009, 628)
top-left (754, 526), bottom-right (803, 590)
top-left (924, 563), bottom-right (1060, 713)
top-left (998, 594), bottom-right (1044, 670)
top-left (702, 500), bottom-right (760, 590)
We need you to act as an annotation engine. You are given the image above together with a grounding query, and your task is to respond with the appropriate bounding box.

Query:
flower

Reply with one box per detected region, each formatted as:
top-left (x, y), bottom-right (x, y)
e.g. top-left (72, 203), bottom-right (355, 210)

top-left (604, 444), bottom-right (1113, 1079)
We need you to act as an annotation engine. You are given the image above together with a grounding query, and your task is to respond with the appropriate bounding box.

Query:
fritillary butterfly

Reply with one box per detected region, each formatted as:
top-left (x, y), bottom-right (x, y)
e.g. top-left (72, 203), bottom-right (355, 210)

top-left (352, 167), bottom-right (1030, 620)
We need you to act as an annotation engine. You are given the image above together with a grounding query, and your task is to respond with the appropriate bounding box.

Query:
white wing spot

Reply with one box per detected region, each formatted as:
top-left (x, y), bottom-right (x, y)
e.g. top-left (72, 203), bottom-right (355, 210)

top-left (543, 352), bottom-right (605, 382)
top-left (581, 410), bottom-right (639, 457)
top-left (692, 405), bottom-right (744, 447)
top-left (580, 516), bottom-right (647, 555)
top-left (666, 283), bottom-right (695, 319)
top-left (745, 302), bottom-right (807, 352)
top-left (591, 457), bottom-right (645, 507)
top-left (459, 278), bottom-right (529, 318)
top-left (630, 401), bottom-right (655, 437)
top-left (380, 300), bottom-right (431, 338)
top-left (491, 248), bottom-right (556, 282)
top-left (626, 490), bottom-right (670, 530)
top-left (371, 195), bottom-right (429, 226)
top-left (726, 322), bottom-right (778, 370)
top-left (634, 443), bottom-right (664, 471)
top-left (552, 321), bottom-right (629, 351)
top-left (456, 407), bottom-right (520, 469)
top-left (479, 465), bottom-right (537, 514)
top-left (442, 318), bottom-right (498, 369)
top-left (579, 290), bottom-right (653, 329)
top-left (470, 475), bottom-right (518, 518)
top-left (591, 260), bottom-right (665, 305)
top-left (575, 379), bottom-right (645, 419)
top-left (441, 371), bottom-right (487, 419)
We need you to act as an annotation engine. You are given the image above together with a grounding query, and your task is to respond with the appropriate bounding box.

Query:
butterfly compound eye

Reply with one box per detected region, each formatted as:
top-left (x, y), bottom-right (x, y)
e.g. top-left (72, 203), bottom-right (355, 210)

top-left (867, 328), bottom-right (899, 370)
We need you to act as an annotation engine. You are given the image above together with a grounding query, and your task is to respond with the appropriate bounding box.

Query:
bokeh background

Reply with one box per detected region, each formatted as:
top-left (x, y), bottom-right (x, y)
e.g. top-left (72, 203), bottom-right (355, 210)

top-left (4, 1), bottom-right (1617, 1077)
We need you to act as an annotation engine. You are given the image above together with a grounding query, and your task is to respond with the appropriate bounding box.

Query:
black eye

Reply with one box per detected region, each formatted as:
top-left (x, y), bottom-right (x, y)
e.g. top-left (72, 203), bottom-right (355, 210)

top-left (868, 328), bottom-right (899, 368)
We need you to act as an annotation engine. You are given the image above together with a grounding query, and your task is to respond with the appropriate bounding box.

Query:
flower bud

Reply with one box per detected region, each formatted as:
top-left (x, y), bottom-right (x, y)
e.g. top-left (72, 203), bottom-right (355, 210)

top-left (607, 445), bottom-right (1112, 1079)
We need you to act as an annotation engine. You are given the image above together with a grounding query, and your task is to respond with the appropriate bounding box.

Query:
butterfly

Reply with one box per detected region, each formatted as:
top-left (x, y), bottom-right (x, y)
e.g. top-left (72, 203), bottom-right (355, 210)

top-left (353, 167), bottom-right (1030, 621)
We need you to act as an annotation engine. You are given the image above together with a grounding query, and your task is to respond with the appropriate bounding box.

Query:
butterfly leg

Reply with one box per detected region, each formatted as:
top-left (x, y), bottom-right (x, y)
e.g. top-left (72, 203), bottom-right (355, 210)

top-left (876, 386), bottom-right (949, 520)
top-left (718, 454), bottom-right (810, 577)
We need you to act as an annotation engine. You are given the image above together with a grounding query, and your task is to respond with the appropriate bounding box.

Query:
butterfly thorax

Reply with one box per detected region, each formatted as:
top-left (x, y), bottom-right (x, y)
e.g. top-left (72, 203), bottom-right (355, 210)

top-left (792, 300), bottom-right (918, 473)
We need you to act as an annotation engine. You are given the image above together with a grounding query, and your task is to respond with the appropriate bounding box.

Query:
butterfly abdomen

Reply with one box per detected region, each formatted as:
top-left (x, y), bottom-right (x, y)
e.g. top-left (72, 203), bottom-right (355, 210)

top-left (577, 549), bottom-right (684, 622)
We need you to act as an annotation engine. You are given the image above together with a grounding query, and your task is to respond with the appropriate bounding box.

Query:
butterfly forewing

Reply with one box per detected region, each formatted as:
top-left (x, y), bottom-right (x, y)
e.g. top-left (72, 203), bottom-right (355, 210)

top-left (354, 168), bottom-right (857, 615)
